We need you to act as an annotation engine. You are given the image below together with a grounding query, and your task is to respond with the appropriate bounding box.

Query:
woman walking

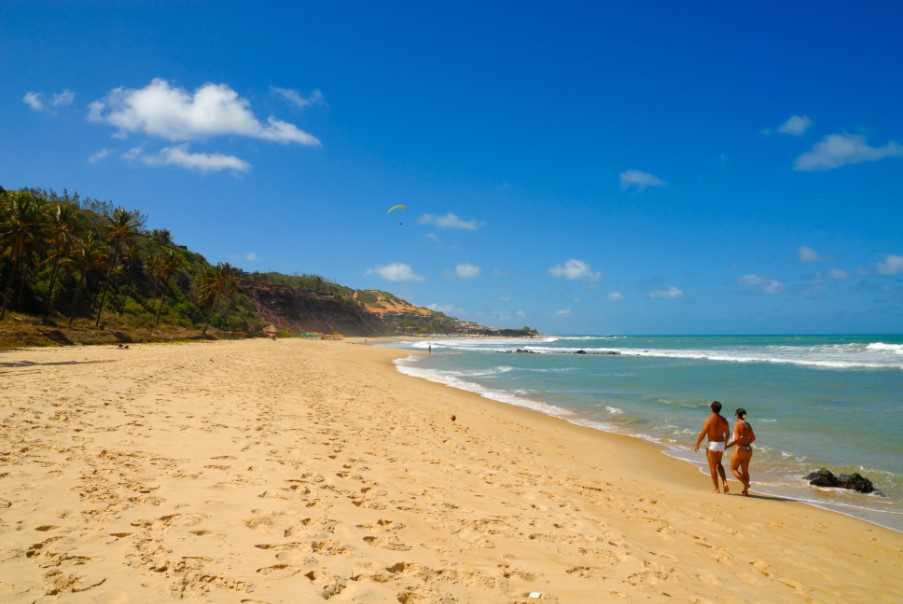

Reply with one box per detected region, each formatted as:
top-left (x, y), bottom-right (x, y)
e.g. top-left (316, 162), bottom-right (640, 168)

top-left (727, 408), bottom-right (756, 496)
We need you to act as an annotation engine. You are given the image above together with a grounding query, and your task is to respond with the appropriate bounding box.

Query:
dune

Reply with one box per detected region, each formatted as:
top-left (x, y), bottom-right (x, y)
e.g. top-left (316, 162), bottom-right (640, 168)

top-left (0, 339), bottom-right (900, 603)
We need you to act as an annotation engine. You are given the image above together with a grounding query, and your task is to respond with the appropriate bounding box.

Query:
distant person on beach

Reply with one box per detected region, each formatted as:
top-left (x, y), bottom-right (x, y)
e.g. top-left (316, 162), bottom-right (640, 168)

top-left (694, 401), bottom-right (731, 494)
top-left (727, 408), bottom-right (756, 496)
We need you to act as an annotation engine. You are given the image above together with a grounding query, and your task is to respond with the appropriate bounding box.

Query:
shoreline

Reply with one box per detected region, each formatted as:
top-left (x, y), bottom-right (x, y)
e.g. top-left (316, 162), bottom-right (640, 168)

top-left (1, 339), bottom-right (901, 602)
top-left (389, 339), bottom-right (903, 532)
top-left (390, 349), bottom-right (903, 533)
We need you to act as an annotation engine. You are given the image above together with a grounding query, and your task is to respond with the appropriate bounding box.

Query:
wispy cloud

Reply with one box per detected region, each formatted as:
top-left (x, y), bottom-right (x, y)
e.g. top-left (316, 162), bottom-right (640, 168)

top-left (271, 87), bottom-right (325, 109)
top-left (368, 262), bottom-right (424, 282)
top-left (554, 308), bottom-right (572, 318)
top-left (23, 91), bottom-right (44, 111)
top-left (88, 148), bottom-right (110, 163)
top-left (548, 259), bottom-right (600, 282)
top-left (877, 255), bottom-right (903, 275)
top-left (828, 268), bottom-right (848, 280)
top-left (620, 169), bottom-right (666, 191)
top-left (23, 89), bottom-right (75, 112)
top-left (418, 213), bottom-right (481, 230)
top-left (608, 291), bottom-right (623, 302)
top-left (650, 286), bottom-right (683, 299)
top-left (244, 252), bottom-right (257, 262)
top-left (776, 114), bottom-right (813, 136)
top-left (739, 274), bottom-right (784, 294)
top-left (799, 245), bottom-right (821, 262)
top-left (794, 133), bottom-right (902, 171)
top-left (134, 145), bottom-right (250, 173)
top-left (454, 263), bottom-right (481, 279)
top-left (52, 89), bottom-right (75, 108)
top-left (89, 78), bottom-right (320, 146)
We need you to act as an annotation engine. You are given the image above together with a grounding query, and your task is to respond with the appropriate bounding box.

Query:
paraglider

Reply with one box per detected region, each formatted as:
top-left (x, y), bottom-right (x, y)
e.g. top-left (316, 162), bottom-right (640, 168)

top-left (387, 203), bottom-right (408, 225)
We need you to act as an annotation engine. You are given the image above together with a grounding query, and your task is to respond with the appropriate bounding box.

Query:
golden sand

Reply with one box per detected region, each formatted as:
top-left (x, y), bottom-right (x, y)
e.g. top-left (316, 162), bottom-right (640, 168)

top-left (1, 339), bottom-right (901, 602)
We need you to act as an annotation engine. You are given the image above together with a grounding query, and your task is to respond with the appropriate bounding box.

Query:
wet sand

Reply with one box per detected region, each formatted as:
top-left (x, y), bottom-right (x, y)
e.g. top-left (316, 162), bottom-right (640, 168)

top-left (1, 339), bottom-right (901, 602)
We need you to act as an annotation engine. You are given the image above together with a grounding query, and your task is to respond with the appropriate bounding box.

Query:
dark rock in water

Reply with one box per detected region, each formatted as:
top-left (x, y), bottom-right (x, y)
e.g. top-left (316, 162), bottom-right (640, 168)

top-left (602, 350), bottom-right (620, 355)
top-left (805, 469), bottom-right (841, 487)
top-left (804, 469), bottom-right (876, 493)
top-left (514, 348), bottom-right (535, 354)
top-left (838, 473), bottom-right (875, 494)
top-left (575, 349), bottom-right (587, 355)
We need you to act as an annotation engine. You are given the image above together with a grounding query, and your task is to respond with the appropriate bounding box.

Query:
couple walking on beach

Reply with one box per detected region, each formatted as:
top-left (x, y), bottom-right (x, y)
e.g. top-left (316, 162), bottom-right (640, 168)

top-left (694, 401), bottom-right (756, 495)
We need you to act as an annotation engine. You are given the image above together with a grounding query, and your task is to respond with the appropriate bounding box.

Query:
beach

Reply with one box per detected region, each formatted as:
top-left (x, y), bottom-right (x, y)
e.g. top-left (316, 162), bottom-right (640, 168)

top-left (1, 339), bottom-right (901, 603)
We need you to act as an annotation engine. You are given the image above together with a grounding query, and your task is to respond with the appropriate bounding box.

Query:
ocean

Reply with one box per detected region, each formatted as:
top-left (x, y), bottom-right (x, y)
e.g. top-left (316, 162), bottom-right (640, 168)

top-left (391, 335), bottom-right (903, 531)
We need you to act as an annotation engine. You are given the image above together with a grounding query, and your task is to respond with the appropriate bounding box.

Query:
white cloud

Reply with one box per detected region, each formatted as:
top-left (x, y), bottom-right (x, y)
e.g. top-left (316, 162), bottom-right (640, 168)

top-left (620, 169), bottom-right (666, 191)
top-left (799, 245), bottom-right (821, 262)
top-left (244, 252), bottom-right (257, 262)
top-left (23, 89), bottom-right (75, 112)
top-left (455, 263), bottom-right (481, 279)
top-left (515, 310), bottom-right (527, 319)
top-left (368, 262), bottom-right (424, 282)
top-left (739, 274), bottom-right (784, 294)
top-left (794, 133), bottom-right (902, 171)
top-left (141, 145), bottom-right (250, 173)
top-left (877, 255), bottom-right (903, 275)
top-left (608, 291), bottom-right (623, 302)
top-left (88, 148), bottom-right (110, 163)
top-left (87, 100), bottom-right (104, 122)
top-left (828, 268), bottom-right (848, 280)
top-left (52, 89), bottom-right (75, 107)
top-left (650, 286), bottom-right (683, 300)
top-left (23, 92), bottom-right (44, 111)
top-left (89, 78), bottom-right (320, 145)
top-left (122, 146), bottom-right (144, 161)
top-left (418, 213), bottom-right (481, 230)
top-left (548, 259), bottom-right (600, 282)
top-left (554, 308), bottom-right (572, 318)
top-left (777, 114), bottom-right (813, 136)
top-left (271, 87), bottom-right (325, 109)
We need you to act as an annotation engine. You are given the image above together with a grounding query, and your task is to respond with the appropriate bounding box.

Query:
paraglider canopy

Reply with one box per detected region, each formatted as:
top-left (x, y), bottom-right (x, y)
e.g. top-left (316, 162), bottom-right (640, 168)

top-left (387, 203), bottom-right (408, 225)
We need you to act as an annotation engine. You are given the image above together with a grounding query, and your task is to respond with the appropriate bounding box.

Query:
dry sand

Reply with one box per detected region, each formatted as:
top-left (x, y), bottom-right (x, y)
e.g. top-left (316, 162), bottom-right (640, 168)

top-left (1, 339), bottom-right (901, 603)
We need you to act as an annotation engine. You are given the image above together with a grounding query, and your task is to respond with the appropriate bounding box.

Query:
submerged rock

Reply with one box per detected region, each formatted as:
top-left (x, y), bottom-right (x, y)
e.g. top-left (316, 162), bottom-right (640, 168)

top-left (804, 468), bottom-right (877, 494)
top-left (514, 348), bottom-right (535, 354)
top-left (575, 349), bottom-right (587, 355)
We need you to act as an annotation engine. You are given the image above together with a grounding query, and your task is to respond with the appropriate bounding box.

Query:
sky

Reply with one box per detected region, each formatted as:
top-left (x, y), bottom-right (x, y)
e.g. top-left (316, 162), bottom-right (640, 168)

top-left (2, 1), bottom-right (902, 334)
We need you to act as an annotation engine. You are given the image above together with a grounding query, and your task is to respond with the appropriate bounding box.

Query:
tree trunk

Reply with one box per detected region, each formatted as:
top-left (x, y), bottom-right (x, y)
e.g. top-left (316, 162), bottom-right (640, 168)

top-left (46, 256), bottom-right (61, 312)
top-left (153, 281), bottom-right (167, 328)
top-left (95, 250), bottom-right (119, 329)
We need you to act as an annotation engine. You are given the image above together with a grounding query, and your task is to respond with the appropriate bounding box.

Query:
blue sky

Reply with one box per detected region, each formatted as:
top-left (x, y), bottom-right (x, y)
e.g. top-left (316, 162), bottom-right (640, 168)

top-left (2, 1), bottom-right (902, 334)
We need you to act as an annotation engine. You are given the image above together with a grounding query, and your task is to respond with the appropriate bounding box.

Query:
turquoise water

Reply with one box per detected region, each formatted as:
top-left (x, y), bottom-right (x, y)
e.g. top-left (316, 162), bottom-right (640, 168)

top-left (392, 335), bottom-right (903, 530)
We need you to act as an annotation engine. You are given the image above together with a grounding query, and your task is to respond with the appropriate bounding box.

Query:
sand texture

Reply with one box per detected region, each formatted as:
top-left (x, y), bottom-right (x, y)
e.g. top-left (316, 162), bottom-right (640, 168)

top-left (1, 339), bottom-right (901, 603)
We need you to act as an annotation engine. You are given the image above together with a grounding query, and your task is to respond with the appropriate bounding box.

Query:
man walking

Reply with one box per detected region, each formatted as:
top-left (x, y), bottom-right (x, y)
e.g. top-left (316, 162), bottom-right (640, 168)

top-left (694, 401), bottom-right (730, 494)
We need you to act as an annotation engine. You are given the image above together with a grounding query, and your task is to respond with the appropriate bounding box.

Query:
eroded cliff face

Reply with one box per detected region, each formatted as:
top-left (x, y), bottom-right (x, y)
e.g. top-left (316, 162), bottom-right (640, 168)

top-left (240, 282), bottom-right (481, 336)
top-left (241, 281), bottom-right (385, 335)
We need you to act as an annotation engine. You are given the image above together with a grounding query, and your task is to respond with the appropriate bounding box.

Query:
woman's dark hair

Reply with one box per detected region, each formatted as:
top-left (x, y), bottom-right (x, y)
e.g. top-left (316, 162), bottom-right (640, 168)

top-left (736, 408), bottom-right (747, 419)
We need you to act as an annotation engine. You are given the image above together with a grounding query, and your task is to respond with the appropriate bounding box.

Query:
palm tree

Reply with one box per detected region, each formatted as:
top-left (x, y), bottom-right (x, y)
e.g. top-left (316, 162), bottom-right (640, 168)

top-left (95, 208), bottom-right (142, 328)
top-left (196, 263), bottom-right (237, 336)
top-left (44, 203), bottom-right (77, 311)
top-left (149, 249), bottom-right (180, 327)
top-left (67, 231), bottom-right (107, 327)
top-left (0, 191), bottom-right (46, 319)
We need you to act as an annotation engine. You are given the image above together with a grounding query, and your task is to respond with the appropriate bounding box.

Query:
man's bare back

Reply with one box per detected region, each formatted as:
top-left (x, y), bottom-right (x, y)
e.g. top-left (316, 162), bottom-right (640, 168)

top-left (694, 401), bottom-right (731, 493)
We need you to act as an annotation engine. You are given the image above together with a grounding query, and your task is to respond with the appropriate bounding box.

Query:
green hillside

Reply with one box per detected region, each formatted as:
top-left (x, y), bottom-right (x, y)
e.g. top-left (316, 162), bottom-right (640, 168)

top-left (0, 186), bottom-right (536, 348)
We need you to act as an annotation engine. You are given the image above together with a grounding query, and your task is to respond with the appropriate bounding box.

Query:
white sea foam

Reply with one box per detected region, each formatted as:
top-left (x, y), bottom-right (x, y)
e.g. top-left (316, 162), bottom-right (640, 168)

top-left (393, 356), bottom-right (573, 417)
top-left (406, 339), bottom-right (903, 370)
top-left (605, 406), bottom-right (624, 415)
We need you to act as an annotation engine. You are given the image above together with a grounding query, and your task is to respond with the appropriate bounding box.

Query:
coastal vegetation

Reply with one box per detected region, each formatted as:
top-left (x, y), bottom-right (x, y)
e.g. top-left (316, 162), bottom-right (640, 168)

top-left (0, 186), bottom-right (536, 348)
